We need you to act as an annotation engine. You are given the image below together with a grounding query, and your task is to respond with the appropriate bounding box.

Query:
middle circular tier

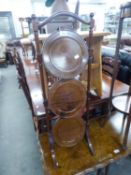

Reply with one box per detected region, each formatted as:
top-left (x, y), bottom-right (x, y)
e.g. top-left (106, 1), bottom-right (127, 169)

top-left (48, 79), bottom-right (86, 118)
top-left (42, 30), bottom-right (89, 79)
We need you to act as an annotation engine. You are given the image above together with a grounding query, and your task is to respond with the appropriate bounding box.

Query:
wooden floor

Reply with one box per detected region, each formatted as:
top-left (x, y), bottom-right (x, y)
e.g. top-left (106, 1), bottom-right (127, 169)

top-left (39, 112), bottom-right (131, 175)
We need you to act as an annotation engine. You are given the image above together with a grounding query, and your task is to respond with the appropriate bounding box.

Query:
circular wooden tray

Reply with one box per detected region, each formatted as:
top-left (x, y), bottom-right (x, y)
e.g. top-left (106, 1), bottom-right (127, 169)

top-left (42, 30), bottom-right (88, 79)
top-left (53, 117), bottom-right (85, 147)
top-left (48, 79), bottom-right (86, 117)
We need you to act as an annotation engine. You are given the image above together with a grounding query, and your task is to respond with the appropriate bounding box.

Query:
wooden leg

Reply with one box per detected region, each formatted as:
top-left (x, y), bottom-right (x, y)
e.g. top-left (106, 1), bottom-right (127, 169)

top-left (123, 113), bottom-right (131, 149)
top-left (85, 124), bottom-right (95, 155)
top-left (47, 119), bottom-right (59, 168)
top-left (33, 116), bottom-right (39, 134)
top-left (48, 131), bottom-right (59, 168)
top-left (97, 169), bottom-right (102, 175)
top-left (120, 113), bottom-right (127, 136)
top-left (104, 164), bottom-right (110, 175)
top-left (122, 113), bottom-right (127, 128)
top-left (99, 104), bottom-right (112, 127)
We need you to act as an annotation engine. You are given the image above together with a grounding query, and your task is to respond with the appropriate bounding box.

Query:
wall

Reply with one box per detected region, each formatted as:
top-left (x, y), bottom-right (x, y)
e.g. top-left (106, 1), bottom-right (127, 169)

top-left (0, 0), bottom-right (32, 37)
top-left (0, 0), bottom-right (126, 38)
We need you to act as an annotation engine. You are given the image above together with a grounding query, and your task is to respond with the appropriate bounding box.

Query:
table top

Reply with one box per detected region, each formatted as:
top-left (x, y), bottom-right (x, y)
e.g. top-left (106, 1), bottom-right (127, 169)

top-left (112, 94), bottom-right (131, 114)
top-left (102, 74), bottom-right (129, 99)
top-left (19, 56), bottom-right (129, 118)
top-left (39, 112), bottom-right (131, 175)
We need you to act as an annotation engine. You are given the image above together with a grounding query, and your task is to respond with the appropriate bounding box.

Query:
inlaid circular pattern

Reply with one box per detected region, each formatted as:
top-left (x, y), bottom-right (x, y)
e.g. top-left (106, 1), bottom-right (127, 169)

top-left (42, 30), bottom-right (88, 79)
top-left (48, 79), bottom-right (86, 117)
top-left (53, 117), bottom-right (85, 147)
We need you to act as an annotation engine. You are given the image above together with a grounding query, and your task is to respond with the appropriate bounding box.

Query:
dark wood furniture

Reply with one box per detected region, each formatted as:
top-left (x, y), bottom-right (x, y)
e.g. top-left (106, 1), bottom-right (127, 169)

top-left (11, 8), bottom-right (131, 174)
top-left (13, 44), bottom-right (129, 175)
top-left (39, 112), bottom-right (131, 175)
top-left (96, 56), bottom-right (120, 125)
top-left (15, 47), bottom-right (129, 132)
top-left (20, 56), bottom-right (129, 116)
top-left (12, 37), bottom-right (129, 131)
top-left (14, 48), bottom-right (37, 128)
top-left (17, 48), bottom-right (46, 133)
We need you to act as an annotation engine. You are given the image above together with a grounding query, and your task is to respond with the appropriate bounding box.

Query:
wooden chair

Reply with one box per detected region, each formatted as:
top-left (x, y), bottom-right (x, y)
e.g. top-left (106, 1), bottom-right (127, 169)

top-left (102, 56), bottom-right (120, 115)
top-left (14, 49), bottom-right (37, 129)
top-left (87, 56), bottom-right (120, 125)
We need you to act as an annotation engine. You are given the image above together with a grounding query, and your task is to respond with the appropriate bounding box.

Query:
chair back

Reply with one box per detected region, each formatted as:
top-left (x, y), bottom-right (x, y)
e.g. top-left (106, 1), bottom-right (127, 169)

top-left (102, 57), bottom-right (120, 78)
top-left (102, 57), bottom-right (120, 113)
top-left (15, 50), bottom-right (34, 115)
top-left (22, 42), bottom-right (36, 60)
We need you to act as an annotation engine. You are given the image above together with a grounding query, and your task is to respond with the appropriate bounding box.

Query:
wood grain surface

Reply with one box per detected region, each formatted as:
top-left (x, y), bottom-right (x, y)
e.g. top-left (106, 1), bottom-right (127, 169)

top-left (39, 112), bottom-right (131, 175)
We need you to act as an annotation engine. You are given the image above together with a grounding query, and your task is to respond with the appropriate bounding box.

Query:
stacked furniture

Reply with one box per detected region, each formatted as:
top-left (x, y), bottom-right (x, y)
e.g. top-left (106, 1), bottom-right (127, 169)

top-left (11, 4), bottom-right (131, 175)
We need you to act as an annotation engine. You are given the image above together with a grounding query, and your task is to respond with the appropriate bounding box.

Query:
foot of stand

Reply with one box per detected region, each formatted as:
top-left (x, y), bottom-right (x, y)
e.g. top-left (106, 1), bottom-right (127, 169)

top-left (48, 132), bottom-right (59, 168)
top-left (85, 126), bottom-right (95, 155)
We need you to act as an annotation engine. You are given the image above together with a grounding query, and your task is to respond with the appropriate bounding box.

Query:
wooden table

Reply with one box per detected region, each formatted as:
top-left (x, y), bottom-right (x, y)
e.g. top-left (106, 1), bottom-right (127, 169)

top-left (16, 48), bottom-right (130, 175)
top-left (39, 112), bottom-right (131, 175)
top-left (20, 57), bottom-right (129, 114)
